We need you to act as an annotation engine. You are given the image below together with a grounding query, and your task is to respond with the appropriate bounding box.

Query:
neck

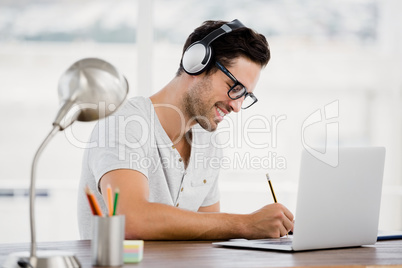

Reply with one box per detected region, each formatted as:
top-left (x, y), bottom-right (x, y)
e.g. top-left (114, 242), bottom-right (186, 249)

top-left (150, 76), bottom-right (195, 144)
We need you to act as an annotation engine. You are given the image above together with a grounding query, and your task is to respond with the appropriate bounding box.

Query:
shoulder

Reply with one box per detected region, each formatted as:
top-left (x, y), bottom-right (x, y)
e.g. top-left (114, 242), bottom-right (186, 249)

top-left (110, 96), bottom-right (156, 133)
top-left (114, 96), bottom-right (153, 118)
top-left (88, 96), bottom-right (157, 150)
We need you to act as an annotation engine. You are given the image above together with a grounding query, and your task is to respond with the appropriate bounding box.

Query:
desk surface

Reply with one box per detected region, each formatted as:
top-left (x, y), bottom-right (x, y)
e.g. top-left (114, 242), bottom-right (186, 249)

top-left (1, 240), bottom-right (402, 268)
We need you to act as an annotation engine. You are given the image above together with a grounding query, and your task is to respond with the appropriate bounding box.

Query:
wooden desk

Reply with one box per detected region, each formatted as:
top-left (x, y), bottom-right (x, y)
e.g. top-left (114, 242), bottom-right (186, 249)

top-left (1, 240), bottom-right (402, 268)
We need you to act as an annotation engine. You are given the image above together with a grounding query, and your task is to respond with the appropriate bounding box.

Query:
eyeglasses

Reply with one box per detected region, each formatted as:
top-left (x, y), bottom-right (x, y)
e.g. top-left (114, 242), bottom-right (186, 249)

top-left (215, 61), bottom-right (258, 109)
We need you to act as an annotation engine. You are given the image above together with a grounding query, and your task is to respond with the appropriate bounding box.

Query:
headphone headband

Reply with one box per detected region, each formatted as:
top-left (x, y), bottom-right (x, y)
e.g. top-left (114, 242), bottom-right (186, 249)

top-left (200, 19), bottom-right (245, 47)
top-left (181, 19), bottom-right (245, 75)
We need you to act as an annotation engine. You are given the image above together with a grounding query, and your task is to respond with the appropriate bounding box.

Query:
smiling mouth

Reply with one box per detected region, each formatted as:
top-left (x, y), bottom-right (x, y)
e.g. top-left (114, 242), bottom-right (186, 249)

top-left (216, 106), bottom-right (226, 117)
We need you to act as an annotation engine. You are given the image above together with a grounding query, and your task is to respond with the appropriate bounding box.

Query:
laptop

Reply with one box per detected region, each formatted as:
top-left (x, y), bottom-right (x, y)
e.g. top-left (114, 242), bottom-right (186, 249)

top-left (213, 147), bottom-right (386, 251)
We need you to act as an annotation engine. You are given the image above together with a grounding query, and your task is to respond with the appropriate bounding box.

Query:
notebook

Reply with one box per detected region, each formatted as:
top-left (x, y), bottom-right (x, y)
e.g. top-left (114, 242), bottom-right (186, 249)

top-left (377, 230), bottom-right (402, 241)
top-left (213, 147), bottom-right (386, 251)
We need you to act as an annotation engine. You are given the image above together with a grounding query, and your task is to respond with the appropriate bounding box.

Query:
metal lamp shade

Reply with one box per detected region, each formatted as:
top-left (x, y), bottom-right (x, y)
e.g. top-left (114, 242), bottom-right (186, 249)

top-left (55, 58), bottom-right (129, 129)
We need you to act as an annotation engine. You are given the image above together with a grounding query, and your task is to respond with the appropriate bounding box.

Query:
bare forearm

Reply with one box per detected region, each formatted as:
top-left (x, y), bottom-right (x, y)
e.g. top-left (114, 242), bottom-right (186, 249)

top-left (100, 170), bottom-right (294, 240)
top-left (124, 202), bottom-right (248, 240)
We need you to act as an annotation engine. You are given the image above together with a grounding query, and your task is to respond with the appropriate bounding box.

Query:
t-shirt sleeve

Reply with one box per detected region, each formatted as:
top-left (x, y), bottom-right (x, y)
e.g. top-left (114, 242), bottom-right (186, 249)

top-left (87, 110), bottom-right (151, 192)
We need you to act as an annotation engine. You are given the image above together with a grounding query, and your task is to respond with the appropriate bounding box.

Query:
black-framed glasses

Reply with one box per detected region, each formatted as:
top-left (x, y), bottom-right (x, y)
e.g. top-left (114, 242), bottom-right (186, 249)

top-left (215, 61), bottom-right (258, 109)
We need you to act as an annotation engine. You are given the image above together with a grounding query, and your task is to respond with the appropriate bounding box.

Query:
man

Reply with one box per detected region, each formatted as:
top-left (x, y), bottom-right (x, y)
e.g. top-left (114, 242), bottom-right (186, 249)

top-left (78, 19), bottom-right (294, 240)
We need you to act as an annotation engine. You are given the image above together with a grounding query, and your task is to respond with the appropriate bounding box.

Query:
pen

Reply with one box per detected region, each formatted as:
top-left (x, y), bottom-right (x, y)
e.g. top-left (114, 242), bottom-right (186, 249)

top-left (107, 184), bottom-right (113, 217)
top-left (266, 173), bottom-right (277, 203)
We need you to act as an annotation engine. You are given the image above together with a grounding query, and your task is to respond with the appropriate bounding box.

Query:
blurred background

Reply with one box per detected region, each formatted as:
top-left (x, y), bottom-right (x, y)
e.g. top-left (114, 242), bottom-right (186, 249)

top-left (0, 0), bottom-right (401, 243)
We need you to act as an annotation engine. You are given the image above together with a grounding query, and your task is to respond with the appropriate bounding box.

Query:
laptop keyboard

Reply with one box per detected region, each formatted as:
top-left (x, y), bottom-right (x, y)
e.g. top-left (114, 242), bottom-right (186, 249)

top-left (257, 237), bottom-right (293, 246)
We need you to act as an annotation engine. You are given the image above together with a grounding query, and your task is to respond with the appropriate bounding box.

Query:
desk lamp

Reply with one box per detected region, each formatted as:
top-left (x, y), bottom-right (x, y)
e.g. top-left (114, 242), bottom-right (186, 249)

top-left (4, 58), bottom-right (129, 268)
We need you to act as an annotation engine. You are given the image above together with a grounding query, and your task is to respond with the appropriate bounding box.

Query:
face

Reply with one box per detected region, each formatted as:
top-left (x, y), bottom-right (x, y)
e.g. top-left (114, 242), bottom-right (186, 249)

top-left (183, 57), bottom-right (261, 132)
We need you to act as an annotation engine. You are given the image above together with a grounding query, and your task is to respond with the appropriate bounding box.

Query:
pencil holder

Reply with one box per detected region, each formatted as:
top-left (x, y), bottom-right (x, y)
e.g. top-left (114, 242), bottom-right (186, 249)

top-left (91, 215), bottom-right (125, 267)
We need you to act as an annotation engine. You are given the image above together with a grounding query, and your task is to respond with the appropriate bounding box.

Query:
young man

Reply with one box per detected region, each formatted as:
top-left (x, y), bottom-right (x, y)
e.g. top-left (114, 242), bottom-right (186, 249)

top-left (77, 19), bottom-right (294, 240)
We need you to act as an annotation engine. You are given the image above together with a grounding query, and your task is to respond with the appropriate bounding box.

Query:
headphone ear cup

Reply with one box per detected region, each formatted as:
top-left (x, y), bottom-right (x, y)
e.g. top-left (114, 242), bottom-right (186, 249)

top-left (182, 42), bottom-right (212, 75)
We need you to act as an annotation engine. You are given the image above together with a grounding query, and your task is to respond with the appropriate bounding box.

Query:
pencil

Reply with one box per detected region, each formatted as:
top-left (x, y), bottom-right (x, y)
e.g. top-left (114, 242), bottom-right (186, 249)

top-left (84, 186), bottom-right (96, 215)
top-left (266, 173), bottom-right (277, 203)
top-left (113, 188), bottom-right (119, 216)
top-left (85, 186), bottom-right (103, 217)
top-left (266, 173), bottom-right (289, 237)
top-left (107, 184), bottom-right (113, 217)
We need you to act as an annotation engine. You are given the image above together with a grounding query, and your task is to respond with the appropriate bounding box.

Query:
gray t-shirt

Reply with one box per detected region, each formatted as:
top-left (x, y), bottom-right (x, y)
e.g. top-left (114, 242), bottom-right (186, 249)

top-left (77, 96), bottom-right (222, 239)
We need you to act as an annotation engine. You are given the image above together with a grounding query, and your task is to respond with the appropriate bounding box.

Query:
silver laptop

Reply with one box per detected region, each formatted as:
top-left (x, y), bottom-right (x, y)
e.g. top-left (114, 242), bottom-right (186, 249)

top-left (214, 147), bottom-right (386, 251)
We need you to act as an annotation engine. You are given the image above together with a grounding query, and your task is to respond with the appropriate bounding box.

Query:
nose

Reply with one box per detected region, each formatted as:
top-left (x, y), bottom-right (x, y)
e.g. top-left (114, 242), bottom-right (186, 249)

top-left (228, 97), bottom-right (244, 113)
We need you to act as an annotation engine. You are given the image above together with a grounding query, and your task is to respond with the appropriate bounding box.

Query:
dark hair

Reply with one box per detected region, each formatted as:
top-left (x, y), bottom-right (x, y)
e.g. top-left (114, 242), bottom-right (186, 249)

top-left (176, 20), bottom-right (270, 76)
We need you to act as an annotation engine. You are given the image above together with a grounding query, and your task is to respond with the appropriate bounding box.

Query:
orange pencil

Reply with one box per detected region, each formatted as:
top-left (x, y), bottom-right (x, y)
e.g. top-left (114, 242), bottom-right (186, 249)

top-left (107, 184), bottom-right (113, 217)
top-left (85, 187), bottom-right (96, 215)
top-left (86, 186), bottom-right (103, 217)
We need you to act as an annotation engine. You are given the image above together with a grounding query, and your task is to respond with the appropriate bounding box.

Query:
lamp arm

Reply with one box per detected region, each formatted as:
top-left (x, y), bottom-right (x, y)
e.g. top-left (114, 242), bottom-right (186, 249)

top-left (53, 99), bottom-right (77, 131)
top-left (29, 125), bottom-right (61, 258)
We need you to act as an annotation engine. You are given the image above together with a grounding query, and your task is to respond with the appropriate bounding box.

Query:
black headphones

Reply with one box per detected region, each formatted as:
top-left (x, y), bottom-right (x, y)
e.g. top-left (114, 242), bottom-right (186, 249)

top-left (181, 19), bottom-right (245, 75)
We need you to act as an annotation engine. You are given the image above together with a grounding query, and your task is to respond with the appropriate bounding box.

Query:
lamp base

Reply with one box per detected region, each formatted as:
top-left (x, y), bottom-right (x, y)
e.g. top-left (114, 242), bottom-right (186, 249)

top-left (3, 250), bottom-right (81, 268)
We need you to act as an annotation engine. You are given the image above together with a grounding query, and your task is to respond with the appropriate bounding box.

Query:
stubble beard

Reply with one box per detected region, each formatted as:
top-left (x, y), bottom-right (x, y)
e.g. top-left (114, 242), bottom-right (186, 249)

top-left (182, 78), bottom-right (218, 132)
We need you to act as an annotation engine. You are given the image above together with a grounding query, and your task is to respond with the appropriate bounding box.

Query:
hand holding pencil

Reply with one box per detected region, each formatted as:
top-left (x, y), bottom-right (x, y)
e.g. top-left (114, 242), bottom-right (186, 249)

top-left (266, 173), bottom-right (291, 237)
